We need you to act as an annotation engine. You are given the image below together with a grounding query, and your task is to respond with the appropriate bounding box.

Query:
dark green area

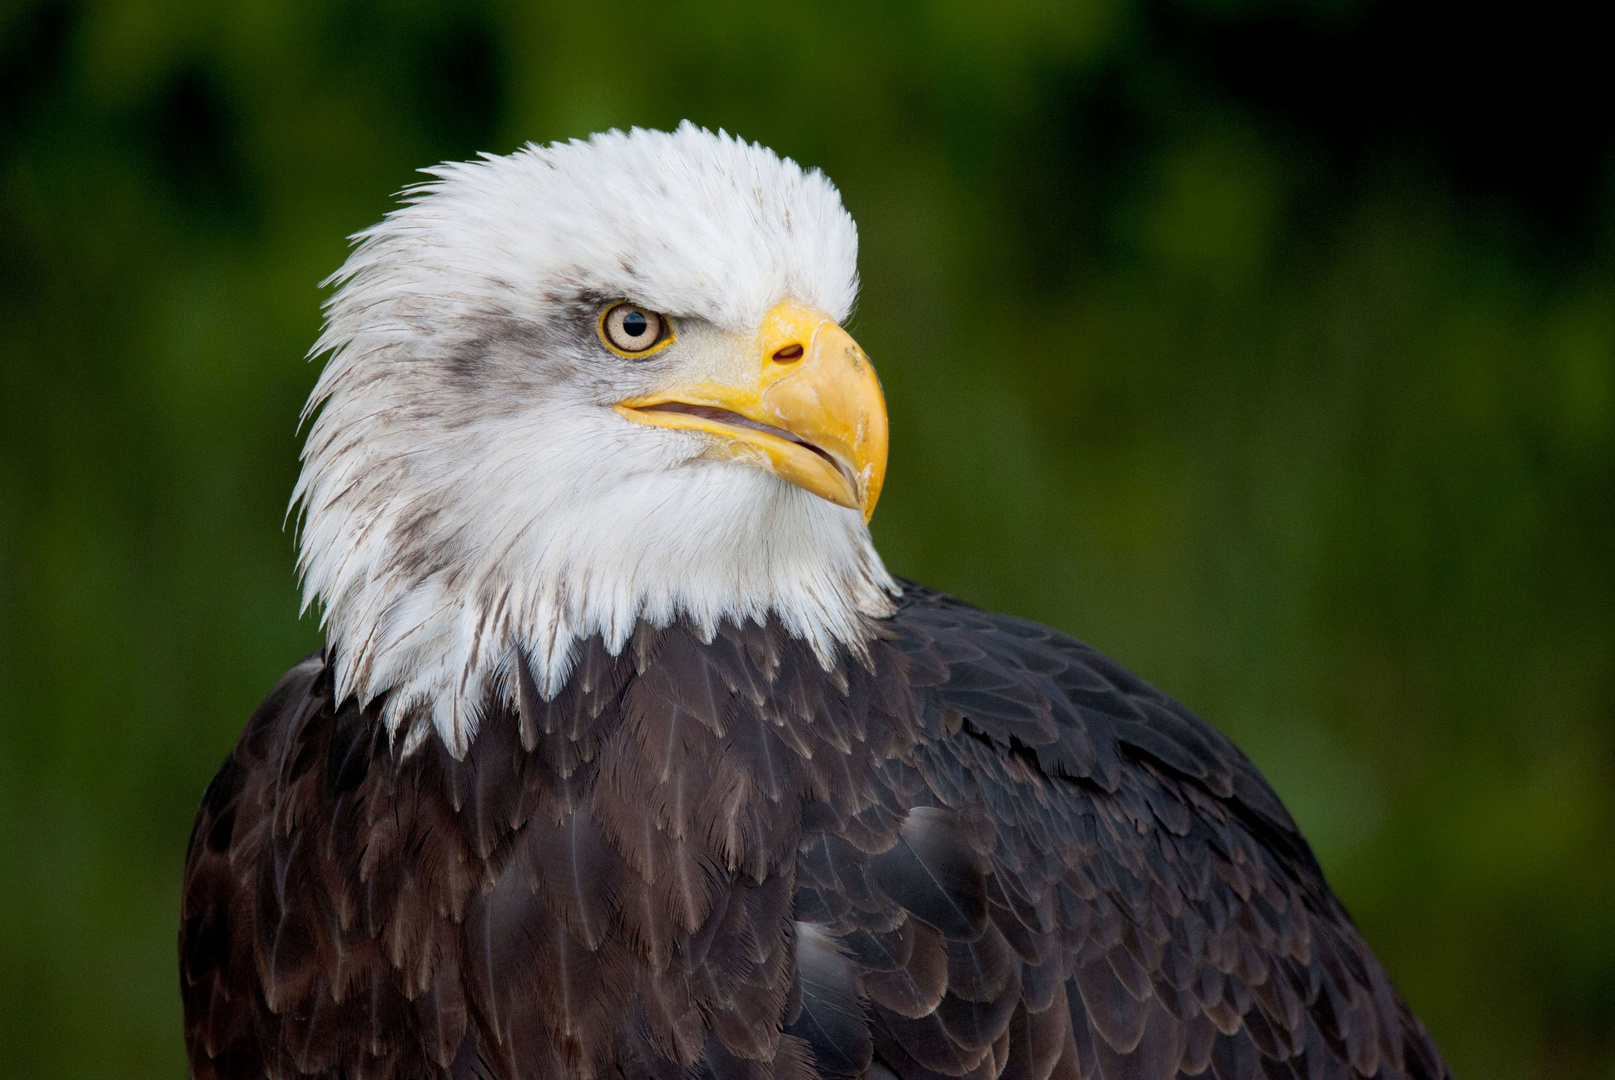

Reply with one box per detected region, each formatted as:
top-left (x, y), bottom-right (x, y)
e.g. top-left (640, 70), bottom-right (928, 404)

top-left (2, 1), bottom-right (1612, 1076)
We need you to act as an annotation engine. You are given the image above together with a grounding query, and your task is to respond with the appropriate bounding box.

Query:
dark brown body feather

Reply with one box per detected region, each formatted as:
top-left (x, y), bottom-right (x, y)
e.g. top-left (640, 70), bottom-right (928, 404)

top-left (181, 584), bottom-right (1451, 1080)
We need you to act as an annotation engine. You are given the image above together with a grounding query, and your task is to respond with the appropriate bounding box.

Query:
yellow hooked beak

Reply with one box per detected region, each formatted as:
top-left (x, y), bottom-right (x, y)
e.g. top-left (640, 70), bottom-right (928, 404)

top-left (615, 300), bottom-right (888, 521)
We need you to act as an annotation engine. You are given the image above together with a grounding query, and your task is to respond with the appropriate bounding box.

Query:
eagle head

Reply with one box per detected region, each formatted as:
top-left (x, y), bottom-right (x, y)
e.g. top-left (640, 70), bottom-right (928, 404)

top-left (293, 124), bottom-right (899, 754)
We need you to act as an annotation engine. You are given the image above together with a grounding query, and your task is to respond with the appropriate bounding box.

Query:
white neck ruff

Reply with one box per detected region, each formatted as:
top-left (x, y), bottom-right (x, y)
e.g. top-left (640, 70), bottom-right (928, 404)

top-left (297, 442), bottom-right (897, 756)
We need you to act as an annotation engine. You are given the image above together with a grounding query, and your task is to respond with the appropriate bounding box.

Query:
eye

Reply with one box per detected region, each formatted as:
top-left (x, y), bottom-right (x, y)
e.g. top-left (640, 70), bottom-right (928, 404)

top-left (600, 303), bottom-right (671, 356)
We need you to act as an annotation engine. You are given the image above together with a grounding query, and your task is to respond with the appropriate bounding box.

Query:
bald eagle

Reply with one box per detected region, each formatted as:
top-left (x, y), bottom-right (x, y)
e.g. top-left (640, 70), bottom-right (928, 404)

top-left (180, 125), bottom-right (1451, 1080)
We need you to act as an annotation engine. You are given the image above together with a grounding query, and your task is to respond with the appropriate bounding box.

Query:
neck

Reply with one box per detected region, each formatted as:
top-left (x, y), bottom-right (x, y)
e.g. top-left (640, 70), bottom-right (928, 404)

top-left (300, 465), bottom-right (898, 756)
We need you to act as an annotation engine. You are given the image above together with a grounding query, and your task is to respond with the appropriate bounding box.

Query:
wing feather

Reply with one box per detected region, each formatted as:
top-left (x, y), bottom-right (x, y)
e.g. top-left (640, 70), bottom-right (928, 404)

top-left (796, 583), bottom-right (1452, 1080)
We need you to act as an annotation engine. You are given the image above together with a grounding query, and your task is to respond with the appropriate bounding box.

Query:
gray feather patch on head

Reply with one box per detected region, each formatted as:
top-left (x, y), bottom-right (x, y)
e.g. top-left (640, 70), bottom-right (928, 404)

top-left (292, 123), bottom-right (897, 755)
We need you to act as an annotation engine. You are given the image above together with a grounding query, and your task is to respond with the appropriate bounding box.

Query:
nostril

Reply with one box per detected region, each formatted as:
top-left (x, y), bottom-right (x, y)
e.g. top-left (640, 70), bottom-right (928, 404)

top-left (772, 344), bottom-right (805, 363)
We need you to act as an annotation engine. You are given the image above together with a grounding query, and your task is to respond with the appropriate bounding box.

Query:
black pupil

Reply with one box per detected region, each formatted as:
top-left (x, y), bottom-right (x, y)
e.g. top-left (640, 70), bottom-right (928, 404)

top-left (622, 311), bottom-right (649, 339)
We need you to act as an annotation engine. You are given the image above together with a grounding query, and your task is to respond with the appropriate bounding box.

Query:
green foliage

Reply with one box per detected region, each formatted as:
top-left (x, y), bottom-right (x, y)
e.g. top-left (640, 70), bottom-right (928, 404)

top-left (2, 1), bottom-right (1612, 1076)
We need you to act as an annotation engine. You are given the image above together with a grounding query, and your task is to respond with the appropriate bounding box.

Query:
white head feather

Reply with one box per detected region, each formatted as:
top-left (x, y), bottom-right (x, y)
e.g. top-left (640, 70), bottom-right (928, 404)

top-left (292, 124), bottom-right (898, 755)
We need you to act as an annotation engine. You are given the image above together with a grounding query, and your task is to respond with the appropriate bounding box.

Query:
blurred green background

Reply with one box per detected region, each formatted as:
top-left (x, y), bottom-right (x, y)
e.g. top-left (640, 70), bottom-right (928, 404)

top-left (2, 0), bottom-right (1613, 1076)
